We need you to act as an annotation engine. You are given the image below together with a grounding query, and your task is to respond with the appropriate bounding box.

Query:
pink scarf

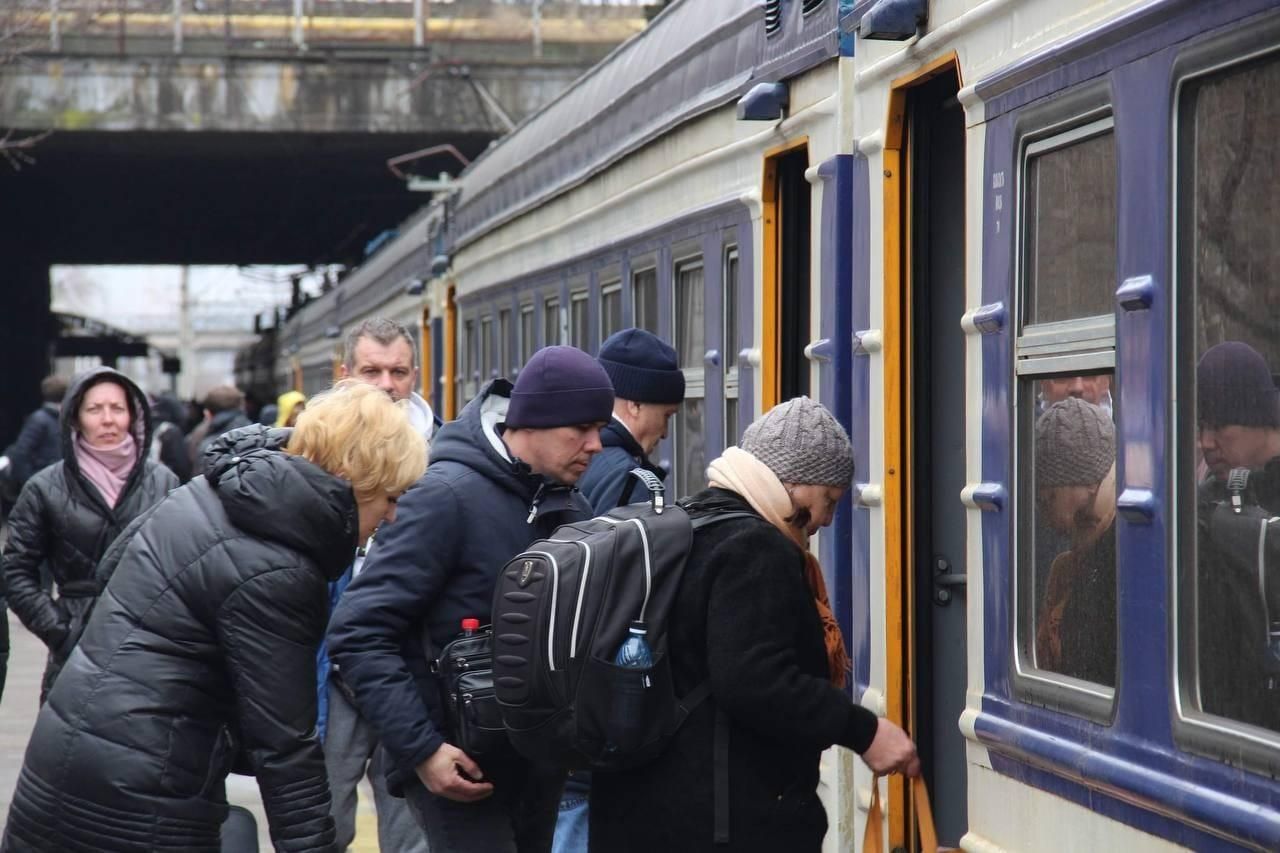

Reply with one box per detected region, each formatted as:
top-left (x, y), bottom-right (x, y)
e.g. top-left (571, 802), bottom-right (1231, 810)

top-left (75, 432), bottom-right (137, 508)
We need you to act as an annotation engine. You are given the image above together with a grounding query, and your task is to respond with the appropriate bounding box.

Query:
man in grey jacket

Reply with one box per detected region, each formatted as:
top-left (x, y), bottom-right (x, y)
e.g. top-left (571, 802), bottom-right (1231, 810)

top-left (321, 317), bottom-right (437, 852)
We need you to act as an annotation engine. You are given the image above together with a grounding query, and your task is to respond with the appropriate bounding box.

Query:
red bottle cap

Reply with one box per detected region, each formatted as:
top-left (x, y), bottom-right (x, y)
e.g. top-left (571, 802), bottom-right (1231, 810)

top-left (461, 618), bottom-right (481, 632)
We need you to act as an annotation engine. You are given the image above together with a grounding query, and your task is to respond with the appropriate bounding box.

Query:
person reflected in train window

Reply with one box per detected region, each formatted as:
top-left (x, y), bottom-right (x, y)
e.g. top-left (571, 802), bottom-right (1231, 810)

top-left (578, 328), bottom-right (685, 514)
top-left (1193, 341), bottom-right (1280, 729)
top-left (591, 398), bottom-right (919, 853)
top-left (1033, 397), bottom-right (1117, 686)
top-left (1036, 373), bottom-right (1112, 417)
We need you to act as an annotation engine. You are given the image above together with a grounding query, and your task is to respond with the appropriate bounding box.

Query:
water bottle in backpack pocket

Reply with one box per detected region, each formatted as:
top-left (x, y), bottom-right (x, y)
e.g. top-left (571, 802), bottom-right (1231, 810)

top-left (433, 618), bottom-right (514, 761)
top-left (607, 621), bottom-right (654, 753)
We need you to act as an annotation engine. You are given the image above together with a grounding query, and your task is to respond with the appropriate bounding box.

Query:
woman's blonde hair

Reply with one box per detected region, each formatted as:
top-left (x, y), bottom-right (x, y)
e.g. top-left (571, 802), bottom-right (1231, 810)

top-left (286, 379), bottom-right (426, 501)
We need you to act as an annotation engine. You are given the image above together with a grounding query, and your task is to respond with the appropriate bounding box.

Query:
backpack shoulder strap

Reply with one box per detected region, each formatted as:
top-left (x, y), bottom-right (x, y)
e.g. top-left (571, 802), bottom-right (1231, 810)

top-left (689, 510), bottom-right (759, 531)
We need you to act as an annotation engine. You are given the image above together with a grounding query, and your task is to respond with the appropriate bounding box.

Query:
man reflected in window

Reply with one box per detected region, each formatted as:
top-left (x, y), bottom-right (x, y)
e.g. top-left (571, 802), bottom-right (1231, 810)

top-left (1194, 341), bottom-right (1280, 730)
top-left (1037, 373), bottom-right (1113, 417)
top-left (1034, 397), bottom-right (1117, 686)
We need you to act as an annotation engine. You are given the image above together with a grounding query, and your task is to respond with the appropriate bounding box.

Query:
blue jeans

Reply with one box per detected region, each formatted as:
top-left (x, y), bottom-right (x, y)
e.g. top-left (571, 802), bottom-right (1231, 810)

top-left (551, 774), bottom-right (589, 853)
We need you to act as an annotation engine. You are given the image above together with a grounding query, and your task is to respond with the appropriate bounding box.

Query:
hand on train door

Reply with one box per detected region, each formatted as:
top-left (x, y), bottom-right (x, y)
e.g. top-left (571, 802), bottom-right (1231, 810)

top-left (861, 718), bottom-right (921, 777)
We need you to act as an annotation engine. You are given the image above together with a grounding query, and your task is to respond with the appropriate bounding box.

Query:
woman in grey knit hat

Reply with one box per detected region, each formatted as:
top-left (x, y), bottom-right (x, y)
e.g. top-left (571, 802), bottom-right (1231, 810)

top-left (590, 397), bottom-right (918, 853)
top-left (1034, 396), bottom-right (1118, 685)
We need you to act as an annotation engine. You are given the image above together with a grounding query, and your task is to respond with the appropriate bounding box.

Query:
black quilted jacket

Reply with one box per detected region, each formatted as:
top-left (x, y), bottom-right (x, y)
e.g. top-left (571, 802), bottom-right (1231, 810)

top-left (2, 425), bottom-right (356, 853)
top-left (2, 367), bottom-right (177, 664)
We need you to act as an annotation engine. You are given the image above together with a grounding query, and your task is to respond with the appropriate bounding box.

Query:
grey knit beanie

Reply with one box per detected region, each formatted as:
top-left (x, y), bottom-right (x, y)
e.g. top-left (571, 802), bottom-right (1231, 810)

top-left (739, 396), bottom-right (854, 487)
top-left (1035, 397), bottom-right (1115, 488)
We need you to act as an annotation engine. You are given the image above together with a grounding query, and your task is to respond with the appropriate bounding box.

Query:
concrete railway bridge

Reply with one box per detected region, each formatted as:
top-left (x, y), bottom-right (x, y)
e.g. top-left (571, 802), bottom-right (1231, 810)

top-left (0, 0), bottom-right (649, 443)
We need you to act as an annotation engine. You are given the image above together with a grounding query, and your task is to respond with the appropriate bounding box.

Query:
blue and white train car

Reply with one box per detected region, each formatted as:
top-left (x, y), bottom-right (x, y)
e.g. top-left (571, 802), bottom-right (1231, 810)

top-left (280, 0), bottom-right (1280, 847)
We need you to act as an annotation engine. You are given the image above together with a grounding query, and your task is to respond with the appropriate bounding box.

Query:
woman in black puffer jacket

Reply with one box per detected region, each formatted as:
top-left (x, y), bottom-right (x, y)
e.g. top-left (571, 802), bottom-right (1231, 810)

top-left (2, 380), bottom-right (426, 853)
top-left (2, 367), bottom-right (177, 702)
top-left (591, 398), bottom-right (921, 853)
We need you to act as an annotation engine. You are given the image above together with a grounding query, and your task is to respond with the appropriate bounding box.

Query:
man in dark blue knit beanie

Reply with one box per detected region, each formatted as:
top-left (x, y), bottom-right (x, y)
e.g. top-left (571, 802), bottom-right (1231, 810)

top-left (503, 345), bottom-right (616, 486)
top-left (578, 328), bottom-right (686, 514)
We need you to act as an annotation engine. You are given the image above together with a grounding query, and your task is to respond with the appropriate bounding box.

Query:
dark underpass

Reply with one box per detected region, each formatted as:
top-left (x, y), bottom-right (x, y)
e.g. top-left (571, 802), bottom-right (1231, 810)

top-left (0, 129), bottom-right (488, 445)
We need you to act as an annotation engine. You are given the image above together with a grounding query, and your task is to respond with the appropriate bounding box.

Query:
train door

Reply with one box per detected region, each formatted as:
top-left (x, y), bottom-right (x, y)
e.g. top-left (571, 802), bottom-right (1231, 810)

top-left (763, 141), bottom-right (812, 408)
top-left (886, 60), bottom-right (968, 848)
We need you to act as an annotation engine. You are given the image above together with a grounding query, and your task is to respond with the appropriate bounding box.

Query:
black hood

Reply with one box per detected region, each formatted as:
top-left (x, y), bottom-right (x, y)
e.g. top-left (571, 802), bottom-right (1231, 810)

top-left (204, 424), bottom-right (359, 581)
top-left (429, 379), bottom-right (583, 521)
top-left (60, 367), bottom-right (154, 509)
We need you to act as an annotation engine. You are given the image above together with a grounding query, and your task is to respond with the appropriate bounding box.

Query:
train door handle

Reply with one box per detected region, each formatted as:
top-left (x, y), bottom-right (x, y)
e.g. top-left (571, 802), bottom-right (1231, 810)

top-left (933, 556), bottom-right (966, 606)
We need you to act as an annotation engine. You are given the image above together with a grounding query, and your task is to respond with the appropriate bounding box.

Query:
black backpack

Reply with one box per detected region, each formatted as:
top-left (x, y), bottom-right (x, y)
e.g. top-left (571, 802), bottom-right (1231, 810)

top-left (491, 469), bottom-right (752, 771)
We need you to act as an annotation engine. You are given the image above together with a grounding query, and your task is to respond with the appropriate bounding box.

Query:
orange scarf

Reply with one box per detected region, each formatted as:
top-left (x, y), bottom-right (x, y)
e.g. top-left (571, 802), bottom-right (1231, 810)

top-left (706, 447), bottom-right (850, 688)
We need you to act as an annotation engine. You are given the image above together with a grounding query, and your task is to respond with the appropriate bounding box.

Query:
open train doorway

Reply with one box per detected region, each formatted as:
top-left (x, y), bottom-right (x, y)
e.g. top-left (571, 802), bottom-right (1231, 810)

top-left (763, 141), bottom-right (812, 408)
top-left (885, 59), bottom-right (969, 848)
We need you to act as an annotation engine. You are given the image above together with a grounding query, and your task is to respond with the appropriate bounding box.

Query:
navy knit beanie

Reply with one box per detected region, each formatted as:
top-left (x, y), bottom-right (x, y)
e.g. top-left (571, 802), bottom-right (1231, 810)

top-left (505, 346), bottom-right (615, 429)
top-left (598, 328), bottom-right (686, 405)
top-left (1196, 341), bottom-right (1280, 429)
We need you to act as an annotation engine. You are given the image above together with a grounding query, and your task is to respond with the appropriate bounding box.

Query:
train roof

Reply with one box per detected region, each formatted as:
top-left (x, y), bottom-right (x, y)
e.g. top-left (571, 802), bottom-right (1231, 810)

top-left (278, 202), bottom-right (443, 349)
top-left (450, 0), bottom-right (846, 251)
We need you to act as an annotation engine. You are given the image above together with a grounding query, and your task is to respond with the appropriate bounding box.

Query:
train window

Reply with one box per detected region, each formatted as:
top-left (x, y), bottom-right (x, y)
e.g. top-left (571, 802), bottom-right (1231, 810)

top-left (543, 298), bottom-right (561, 347)
top-left (498, 309), bottom-right (512, 377)
top-left (1175, 52), bottom-right (1280, 742)
top-left (1013, 116), bottom-right (1119, 715)
top-left (479, 315), bottom-right (493, 383)
top-left (459, 317), bottom-right (475, 408)
top-left (633, 268), bottom-right (659, 334)
top-left (675, 261), bottom-right (705, 369)
top-left (600, 282), bottom-right (623, 343)
top-left (1023, 121), bottom-right (1117, 325)
top-left (1021, 373), bottom-right (1118, 690)
top-left (724, 246), bottom-right (740, 445)
top-left (570, 290), bottom-right (590, 350)
top-left (674, 258), bottom-right (706, 495)
top-left (519, 303), bottom-right (535, 368)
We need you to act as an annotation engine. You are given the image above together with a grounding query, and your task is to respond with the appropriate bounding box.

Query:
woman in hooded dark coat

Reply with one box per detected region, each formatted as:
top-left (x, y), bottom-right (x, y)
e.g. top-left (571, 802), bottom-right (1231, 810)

top-left (2, 367), bottom-right (177, 702)
top-left (1, 380), bottom-right (426, 853)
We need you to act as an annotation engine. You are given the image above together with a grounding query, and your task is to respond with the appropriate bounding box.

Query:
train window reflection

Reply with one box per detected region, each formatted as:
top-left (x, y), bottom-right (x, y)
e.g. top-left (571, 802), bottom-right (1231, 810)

top-left (1023, 126), bottom-right (1116, 324)
top-left (518, 304), bottom-right (534, 369)
top-left (675, 259), bottom-right (706, 494)
top-left (1022, 377), bottom-right (1118, 688)
top-left (1178, 53), bottom-right (1280, 735)
top-left (543, 298), bottom-right (560, 347)
top-left (479, 316), bottom-right (493, 382)
top-left (570, 290), bottom-right (589, 350)
top-left (632, 268), bottom-right (658, 334)
top-left (675, 261), bottom-right (704, 369)
top-left (675, 398), bottom-right (707, 498)
top-left (498, 309), bottom-right (512, 377)
top-left (600, 283), bottom-right (622, 343)
top-left (724, 245), bottom-right (740, 447)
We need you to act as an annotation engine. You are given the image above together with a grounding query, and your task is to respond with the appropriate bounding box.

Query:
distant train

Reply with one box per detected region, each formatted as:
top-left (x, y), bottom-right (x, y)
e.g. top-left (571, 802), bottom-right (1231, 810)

top-left (251, 0), bottom-right (1280, 848)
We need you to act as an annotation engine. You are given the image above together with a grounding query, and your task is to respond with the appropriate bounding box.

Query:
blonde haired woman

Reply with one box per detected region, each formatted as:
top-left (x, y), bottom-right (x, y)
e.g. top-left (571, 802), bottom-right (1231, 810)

top-left (3, 380), bottom-right (426, 853)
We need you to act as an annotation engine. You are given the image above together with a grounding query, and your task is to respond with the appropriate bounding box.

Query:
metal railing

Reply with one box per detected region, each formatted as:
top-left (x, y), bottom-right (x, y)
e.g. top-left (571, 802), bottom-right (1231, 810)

top-left (3, 0), bottom-right (654, 56)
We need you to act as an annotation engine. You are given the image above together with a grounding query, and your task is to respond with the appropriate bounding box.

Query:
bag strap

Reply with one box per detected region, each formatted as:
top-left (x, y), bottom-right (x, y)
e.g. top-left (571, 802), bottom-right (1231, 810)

top-left (689, 511), bottom-right (759, 531)
top-left (713, 709), bottom-right (730, 845)
top-left (862, 776), bottom-right (939, 853)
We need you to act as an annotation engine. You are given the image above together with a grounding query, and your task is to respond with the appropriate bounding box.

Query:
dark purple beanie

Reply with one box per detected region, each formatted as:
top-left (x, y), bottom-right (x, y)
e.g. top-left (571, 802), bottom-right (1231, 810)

top-left (505, 346), bottom-right (615, 429)
top-left (1196, 341), bottom-right (1280, 429)
top-left (598, 328), bottom-right (685, 404)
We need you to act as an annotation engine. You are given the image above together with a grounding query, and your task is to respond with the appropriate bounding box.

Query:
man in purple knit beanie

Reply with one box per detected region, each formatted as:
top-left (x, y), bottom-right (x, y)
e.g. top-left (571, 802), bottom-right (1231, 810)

top-left (328, 345), bottom-right (614, 853)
